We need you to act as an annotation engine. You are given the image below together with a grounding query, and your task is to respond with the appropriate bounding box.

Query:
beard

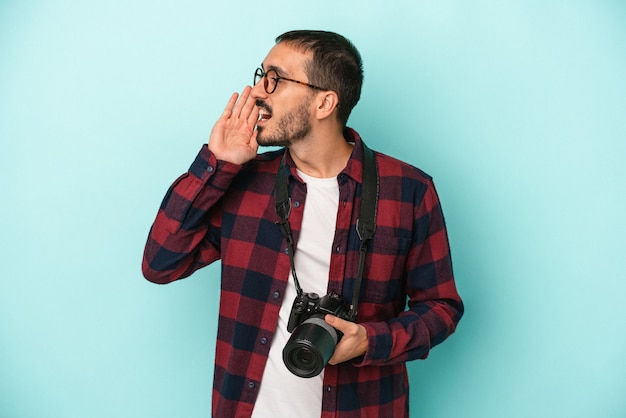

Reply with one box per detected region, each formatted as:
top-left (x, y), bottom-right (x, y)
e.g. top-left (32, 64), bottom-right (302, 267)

top-left (256, 99), bottom-right (312, 147)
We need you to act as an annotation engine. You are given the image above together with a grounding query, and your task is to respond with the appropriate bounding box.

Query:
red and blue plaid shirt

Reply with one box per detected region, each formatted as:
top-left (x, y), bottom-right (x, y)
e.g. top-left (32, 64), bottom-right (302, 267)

top-left (142, 128), bottom-right (463, 418)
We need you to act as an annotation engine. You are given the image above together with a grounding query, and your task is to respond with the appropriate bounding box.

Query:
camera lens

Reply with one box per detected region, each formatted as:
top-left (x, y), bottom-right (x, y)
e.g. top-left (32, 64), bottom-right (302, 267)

top-left (293, 347), bottom-right (314, 367)
top-left (282, 315), bottom-right (338, 378)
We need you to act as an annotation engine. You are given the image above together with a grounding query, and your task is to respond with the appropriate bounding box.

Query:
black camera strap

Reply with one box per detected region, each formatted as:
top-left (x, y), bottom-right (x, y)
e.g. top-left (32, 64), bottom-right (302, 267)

top-left (274, 142), bottom-right (379, 321)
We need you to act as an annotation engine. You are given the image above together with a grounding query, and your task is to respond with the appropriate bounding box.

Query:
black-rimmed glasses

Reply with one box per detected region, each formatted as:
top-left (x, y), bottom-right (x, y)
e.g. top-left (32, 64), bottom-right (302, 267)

top-left (254, 67), bottom-right (325, 94)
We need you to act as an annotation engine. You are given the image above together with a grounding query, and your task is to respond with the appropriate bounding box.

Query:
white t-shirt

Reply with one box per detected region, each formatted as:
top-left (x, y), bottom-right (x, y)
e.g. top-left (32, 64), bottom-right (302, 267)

top-left (251, 170), bottom-right (339, 418)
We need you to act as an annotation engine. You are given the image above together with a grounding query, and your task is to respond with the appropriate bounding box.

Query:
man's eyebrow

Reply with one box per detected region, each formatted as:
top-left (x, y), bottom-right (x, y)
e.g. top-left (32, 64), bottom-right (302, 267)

top-left (262, 63), bottom-right (287, 76)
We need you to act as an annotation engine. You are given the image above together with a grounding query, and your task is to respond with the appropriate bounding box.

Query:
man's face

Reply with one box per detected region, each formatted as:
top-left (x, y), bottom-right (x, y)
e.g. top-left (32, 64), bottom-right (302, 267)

top-left (252, 43), bottom-right (316, 147)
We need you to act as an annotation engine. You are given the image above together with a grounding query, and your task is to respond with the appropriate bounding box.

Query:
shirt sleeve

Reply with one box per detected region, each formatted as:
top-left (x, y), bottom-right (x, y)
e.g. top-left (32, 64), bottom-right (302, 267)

top-left (357, 179), bottom-right (464, 366)
top-left (142, 145), bottom-right (242, 284)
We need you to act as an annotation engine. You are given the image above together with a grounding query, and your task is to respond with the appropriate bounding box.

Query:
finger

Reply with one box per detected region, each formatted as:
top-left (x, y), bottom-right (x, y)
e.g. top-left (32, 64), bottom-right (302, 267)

top-left (246, 102), bottom-right (260, 128)
top-left (325, 314), bottom-right (349, 332)
top-left (241, 91), bottom-right (258, 123)
top-left (231, 85), bottom-right (252, 119)
top-left (221, 92), bottom-right (239, 119)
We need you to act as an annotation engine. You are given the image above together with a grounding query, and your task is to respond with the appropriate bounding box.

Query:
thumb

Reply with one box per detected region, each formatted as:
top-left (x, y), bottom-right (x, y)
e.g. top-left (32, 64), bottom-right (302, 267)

top-left (325, 314), bottom-right (350, 332)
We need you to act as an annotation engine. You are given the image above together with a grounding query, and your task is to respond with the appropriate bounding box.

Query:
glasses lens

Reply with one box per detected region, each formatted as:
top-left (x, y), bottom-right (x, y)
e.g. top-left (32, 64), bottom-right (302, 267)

top-left (265, 69), bottom-right (278, 94)
top-left (253, 68), bottom-right (278, 94)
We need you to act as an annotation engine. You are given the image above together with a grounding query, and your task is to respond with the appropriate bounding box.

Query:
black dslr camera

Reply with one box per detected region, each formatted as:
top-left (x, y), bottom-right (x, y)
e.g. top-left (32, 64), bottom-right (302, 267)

top-left (283, 292), bottom-right (352, 378)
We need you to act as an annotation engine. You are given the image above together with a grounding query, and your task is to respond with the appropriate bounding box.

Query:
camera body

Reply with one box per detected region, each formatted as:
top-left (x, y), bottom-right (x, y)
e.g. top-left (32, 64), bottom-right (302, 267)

top-left (286, 292), bottom-right (350, 333)
top-left (283, 292), bottom-right (352, 378)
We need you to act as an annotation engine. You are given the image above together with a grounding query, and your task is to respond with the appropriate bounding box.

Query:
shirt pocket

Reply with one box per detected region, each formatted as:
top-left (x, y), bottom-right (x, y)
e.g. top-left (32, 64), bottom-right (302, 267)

top-left (359, 233), bottom-right (411, 306)
top-left (371, 233), bottom-right (411, 255)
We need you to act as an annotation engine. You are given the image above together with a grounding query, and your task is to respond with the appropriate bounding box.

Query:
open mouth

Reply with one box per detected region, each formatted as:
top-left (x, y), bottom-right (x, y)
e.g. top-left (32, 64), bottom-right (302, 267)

top-left (258, 108), bottom-right (272, 122)
top-left (256, 100), bottom-right (272, 125)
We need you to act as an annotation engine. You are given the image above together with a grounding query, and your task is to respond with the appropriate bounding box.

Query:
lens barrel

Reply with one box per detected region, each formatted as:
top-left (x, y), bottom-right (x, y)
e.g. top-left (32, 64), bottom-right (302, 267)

top-left (282, 315), bottom-right (338, 378)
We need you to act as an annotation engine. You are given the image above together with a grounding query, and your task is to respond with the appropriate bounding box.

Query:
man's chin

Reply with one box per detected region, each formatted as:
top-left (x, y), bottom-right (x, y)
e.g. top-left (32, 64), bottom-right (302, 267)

top-left (257, 133), bottom-right (290, 147)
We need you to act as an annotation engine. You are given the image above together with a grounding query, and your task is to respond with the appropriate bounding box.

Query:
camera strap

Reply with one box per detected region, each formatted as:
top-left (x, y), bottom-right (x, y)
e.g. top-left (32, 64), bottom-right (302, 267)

top-left (274, 141), bottom-right (379, 321)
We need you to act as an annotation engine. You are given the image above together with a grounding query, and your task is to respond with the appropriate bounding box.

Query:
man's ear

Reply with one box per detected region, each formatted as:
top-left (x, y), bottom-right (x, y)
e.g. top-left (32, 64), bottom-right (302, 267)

top-left (315, 91), bottom-right (339, 121)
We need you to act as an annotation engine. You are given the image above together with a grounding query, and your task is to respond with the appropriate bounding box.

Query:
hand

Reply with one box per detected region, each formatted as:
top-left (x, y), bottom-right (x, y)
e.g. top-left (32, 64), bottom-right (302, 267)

top-left (208, 86), bottom-right (260, 165)
top-left (325, 314), bottom-right (369, 365)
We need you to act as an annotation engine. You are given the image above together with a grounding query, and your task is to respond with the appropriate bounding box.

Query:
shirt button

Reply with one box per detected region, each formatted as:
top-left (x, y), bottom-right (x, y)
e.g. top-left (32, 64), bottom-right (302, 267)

top-left (207, 166), bottom-right (214, 173)
top-left (261, 337), bottom-right (268, 345)
top-left (273, 291), bottom-right (280, 299)
top-left (293, 201), bottom-right (301, 208)
top-left (248, 381), bottom-right (256, 389)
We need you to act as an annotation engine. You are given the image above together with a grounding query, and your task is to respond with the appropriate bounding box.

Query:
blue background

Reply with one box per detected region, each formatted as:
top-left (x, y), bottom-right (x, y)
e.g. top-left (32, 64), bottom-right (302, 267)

top-left (1, 1), bottom-right (625, 417)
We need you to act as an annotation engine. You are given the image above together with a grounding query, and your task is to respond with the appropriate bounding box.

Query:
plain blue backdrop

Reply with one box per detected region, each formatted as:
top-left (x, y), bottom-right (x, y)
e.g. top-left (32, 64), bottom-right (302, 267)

top-left (1, 1), bottom-right (625, 417)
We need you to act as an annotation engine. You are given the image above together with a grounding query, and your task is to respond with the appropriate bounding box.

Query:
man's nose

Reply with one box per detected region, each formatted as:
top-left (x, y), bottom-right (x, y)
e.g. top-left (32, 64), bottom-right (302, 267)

top-left (250, 79), bottom-right (267, 100)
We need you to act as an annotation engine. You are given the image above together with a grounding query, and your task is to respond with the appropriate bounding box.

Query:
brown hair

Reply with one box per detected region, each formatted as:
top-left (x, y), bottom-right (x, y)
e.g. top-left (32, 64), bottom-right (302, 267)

top-left (276, 30), bottom-right (363, 126)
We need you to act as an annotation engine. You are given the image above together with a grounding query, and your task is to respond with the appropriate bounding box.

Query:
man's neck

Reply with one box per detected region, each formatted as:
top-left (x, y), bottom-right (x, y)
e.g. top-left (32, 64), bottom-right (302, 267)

top-left (288, 130), bottom-right (353, 179)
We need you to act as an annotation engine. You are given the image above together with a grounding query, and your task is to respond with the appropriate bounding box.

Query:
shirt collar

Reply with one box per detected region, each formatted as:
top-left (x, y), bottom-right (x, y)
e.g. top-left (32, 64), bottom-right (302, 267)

top-left (283, 127), bottom-right (366, 185)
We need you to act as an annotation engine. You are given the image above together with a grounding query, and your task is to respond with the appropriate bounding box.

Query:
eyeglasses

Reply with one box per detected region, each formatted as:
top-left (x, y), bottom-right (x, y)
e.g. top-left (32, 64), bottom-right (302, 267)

top-left (254, 67), bottom-right (325, 94)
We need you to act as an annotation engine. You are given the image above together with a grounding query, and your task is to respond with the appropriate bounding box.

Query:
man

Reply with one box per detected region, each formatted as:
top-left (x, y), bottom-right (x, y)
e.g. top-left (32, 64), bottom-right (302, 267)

top-left (143, 30), bottom-right (463, 418)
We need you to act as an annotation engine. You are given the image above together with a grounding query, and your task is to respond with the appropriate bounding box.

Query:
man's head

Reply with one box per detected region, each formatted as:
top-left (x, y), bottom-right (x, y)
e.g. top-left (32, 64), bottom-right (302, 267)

top-left (275, 30), bottom-right (363, 126)
top-left (252, 30), bottom-right (363, 147)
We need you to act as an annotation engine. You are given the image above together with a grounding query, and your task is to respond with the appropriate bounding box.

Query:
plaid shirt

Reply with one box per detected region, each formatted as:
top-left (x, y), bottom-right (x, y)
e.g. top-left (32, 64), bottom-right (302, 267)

top-left (143, 128), bottom-right (463, 418)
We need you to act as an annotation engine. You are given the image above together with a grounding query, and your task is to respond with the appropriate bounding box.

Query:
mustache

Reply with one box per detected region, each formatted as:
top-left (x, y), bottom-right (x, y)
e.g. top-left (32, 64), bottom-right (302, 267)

top-left (255, 100), bottom-right (272, 114)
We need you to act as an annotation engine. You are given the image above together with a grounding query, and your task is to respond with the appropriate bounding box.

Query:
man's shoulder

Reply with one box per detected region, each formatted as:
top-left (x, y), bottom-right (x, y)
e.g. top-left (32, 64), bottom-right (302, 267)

top-left (371, 148), bottom-right (433, 184)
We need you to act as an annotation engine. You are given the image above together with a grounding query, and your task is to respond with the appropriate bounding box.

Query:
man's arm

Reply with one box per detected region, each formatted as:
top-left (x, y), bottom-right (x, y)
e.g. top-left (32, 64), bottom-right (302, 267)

top-left (341, 179), bottom-right (463, 366)
top-left (142, 87), bottom-right (260, 283)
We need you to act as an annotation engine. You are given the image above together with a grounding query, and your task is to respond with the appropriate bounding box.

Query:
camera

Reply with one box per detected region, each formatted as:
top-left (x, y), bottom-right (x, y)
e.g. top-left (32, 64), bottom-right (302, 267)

top-left (283, 292), bottom-right (352, 378)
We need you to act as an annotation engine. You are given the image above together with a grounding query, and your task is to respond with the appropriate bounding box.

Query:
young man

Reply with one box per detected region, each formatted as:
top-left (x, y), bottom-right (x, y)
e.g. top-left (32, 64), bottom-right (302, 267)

top-left (143, 30), bottom-right (463, 418)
